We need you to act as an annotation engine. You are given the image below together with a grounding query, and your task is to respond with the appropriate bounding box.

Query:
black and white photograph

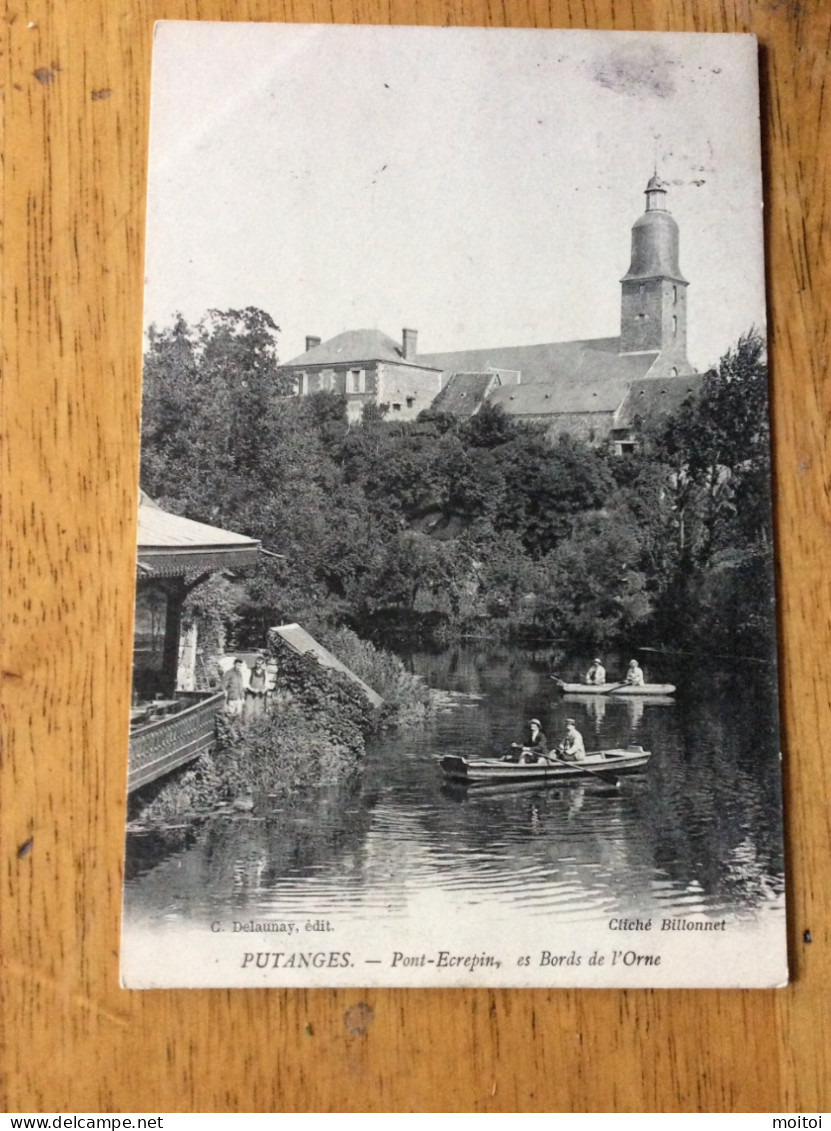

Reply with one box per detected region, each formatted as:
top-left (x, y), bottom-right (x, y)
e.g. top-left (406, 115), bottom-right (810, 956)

top-left (122, 23), bottom-right (786, 988)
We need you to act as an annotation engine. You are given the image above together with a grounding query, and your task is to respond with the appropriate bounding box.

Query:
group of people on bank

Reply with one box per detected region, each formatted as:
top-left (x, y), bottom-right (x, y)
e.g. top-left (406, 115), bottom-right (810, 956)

top-left (506, 657), bottom-right (645, 765)
top-left (221, 655), bottom-right (270, 721)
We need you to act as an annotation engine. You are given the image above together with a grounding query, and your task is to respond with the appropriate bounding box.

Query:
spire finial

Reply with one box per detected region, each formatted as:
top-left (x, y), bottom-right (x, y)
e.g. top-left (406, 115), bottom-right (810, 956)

top-left (645, 172), bottom-right (667, 210)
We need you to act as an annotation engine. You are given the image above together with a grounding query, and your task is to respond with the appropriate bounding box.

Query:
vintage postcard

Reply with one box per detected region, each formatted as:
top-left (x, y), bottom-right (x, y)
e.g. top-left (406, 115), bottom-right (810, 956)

top-left (121, 23), bottom-right (786, 988)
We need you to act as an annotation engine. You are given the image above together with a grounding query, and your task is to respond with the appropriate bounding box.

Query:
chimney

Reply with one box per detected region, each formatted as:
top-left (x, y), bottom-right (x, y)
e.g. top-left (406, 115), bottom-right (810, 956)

top-left (402, 328), bottom-right (418, 361)
top-left (305, 335), bottom-right (321, 352)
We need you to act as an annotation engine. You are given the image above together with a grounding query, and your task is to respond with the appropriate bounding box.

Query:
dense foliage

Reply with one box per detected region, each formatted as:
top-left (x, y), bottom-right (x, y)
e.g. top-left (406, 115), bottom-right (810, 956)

top-left (131, 628), bottom-right (436, 821)
top-left (142, 313), bottom-right (775, 658)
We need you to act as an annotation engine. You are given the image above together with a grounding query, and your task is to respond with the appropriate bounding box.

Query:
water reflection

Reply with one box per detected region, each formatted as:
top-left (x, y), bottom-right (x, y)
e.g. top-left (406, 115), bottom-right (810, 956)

top-left (124, 644), bottom-right (785, 930)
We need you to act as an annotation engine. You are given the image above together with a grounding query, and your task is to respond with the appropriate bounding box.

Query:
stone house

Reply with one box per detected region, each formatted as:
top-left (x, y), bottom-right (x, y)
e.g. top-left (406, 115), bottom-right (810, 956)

top-left (279, 327), bottom-right (442, 423)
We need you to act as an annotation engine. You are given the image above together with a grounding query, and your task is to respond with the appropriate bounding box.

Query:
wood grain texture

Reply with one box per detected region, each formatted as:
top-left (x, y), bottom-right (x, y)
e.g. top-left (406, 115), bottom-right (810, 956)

top-left (2, 0), bottom-right (829, 1114)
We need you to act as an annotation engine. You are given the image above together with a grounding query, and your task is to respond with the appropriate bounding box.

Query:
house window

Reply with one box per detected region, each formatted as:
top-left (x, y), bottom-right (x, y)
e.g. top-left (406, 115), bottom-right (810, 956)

top-left (672, 315), bottom-right (678, 336)
top-left (296, 371), bottom-right (307, 396)
top-left (392, 402), bottom-right (402, 412)
top-left (616, 442), bottom-right (637, 456)
top-left (350, 368), bottom-right (365, 394)
top-left (673, 284), bottom-right (678, 304)
top-left (670, 366), bottom-right (678, 377)
top-left (406, 396), bottom-right (415, 409)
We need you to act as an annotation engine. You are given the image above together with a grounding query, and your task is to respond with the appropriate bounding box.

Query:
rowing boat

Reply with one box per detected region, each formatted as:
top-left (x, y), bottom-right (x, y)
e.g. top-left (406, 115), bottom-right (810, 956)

top-left (562, 692), bottom-right (676, 708)
top-left (439, 746), bottom-right (651, 783)
top-left (552, 678), bottom-right (676, 696)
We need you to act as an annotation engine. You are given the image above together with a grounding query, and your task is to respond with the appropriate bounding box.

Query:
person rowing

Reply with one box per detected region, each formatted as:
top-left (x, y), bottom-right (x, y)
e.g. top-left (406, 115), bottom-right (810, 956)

top-left (585, 658), bottom-right (606, 685)
top-left (503, 718), bottom-right (549, 763)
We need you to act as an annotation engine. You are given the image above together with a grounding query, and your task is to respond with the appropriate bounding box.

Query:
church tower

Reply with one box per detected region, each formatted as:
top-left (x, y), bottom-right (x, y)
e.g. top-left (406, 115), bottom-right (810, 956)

top-left (620, 175), bottom-right (692, 376)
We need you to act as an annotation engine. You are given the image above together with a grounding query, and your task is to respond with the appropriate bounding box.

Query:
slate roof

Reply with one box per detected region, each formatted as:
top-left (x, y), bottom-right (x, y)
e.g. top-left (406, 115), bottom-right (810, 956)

top-left (614, 374), bottom-right (704, 429)
top-left (417, 337), bottom-right (660, 414)
top-left (137, 491), bottom-right (261, 576)
top-left (283, 329), bottom-right (440, 370)
top-left (431, 372), bottom-right (499, 416)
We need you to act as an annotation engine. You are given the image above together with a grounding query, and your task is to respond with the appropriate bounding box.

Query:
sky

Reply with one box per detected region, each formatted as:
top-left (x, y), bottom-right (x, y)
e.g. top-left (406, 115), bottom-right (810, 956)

top-left (144, 24), bottom-right (766, 373)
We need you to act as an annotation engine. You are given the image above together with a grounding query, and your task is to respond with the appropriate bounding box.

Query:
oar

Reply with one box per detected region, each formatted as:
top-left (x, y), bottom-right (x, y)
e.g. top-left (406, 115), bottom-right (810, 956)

top-left (547, 753), bottom-right (621, 788)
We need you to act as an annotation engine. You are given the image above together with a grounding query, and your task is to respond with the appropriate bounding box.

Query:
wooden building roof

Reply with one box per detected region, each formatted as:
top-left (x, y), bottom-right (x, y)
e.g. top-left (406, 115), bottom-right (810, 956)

top-left (137, 492), bottom-right (261, 576)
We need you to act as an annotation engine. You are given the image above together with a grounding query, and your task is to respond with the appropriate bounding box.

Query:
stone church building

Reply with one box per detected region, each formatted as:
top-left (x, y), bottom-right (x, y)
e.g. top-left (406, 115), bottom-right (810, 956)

top-left (280, 176), bottom-right (701, 450)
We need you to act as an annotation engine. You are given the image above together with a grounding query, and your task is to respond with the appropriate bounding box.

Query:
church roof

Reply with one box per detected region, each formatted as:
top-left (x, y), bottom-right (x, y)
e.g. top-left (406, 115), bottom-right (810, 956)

top-left (283, 329), bottom-right (440, 370)
top-left (623, 177), bottom-right (687, 283)
top-left (614, 374), bottom-right (704, 429)
top-left (418, 338), bottom-right (660, 415)
top-left (431, 372), bottom-right (499, 416)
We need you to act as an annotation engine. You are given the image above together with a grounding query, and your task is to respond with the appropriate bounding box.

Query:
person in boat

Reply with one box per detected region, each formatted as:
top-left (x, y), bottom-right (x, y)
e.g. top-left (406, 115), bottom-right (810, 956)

top-left (558, 718), bottom-right (586, 762)
top-left (625, 659), bottom-right (645, 686)
top-left (505, 718), bottom-right (549, 763)
top-left (585, 658), bottom-right (606, 685)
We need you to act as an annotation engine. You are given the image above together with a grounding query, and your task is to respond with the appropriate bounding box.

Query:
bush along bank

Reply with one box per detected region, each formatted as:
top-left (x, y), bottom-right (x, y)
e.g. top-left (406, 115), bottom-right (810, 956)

top-left (316, 625), bottom-right (434, 727)
top-left (131, 632), bottom-right (434, 825)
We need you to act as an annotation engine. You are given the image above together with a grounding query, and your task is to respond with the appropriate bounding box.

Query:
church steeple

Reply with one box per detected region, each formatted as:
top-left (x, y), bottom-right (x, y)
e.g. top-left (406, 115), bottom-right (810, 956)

top-left (620, 175), bottom-right (690, 373)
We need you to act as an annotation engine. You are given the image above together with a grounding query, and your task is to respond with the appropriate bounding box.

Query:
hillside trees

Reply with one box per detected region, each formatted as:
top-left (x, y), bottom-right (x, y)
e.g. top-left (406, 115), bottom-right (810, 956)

top-left (140, 311), bottom-right (775, 656)
top-left (649, 331), bottom-right (775, 652)
top-left (656, 330), bottom-right (771, 563)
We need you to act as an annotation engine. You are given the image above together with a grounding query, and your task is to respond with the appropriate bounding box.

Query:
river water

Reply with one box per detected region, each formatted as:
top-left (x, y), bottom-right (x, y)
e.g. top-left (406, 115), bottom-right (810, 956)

top-left (122, 644), bottom-right (786, 987)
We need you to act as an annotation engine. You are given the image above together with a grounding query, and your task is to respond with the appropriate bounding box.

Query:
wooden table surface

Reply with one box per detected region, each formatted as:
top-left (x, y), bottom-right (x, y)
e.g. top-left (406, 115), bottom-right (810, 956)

top-left (3, 0), bottom-right (830, 1114)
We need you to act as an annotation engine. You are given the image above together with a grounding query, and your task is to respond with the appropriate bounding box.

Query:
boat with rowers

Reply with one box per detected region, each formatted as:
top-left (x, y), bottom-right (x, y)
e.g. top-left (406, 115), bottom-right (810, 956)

top-left (439, 745), bottom-right (651, 784)
top-left (552, 677), bottom-right (675, 696)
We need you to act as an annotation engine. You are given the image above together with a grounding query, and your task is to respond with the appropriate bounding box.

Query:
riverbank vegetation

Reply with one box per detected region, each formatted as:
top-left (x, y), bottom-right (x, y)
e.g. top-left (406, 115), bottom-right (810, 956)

top-left (141, 310), bottom-right (775, 659)
top-left (131, 627), bottom-right (434, 823)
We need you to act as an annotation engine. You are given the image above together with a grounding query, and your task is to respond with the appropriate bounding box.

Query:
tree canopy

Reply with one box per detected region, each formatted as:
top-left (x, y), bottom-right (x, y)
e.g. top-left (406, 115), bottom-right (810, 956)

top-left (140, 314), bottom-right (776, 657)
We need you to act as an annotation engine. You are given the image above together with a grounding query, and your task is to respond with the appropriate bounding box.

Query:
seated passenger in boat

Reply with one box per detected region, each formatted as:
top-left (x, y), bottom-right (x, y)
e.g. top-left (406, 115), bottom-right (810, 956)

top-left (558, 718), bottom-right (586, 761)
top-left (504, 718), bottom-right (549, 763)
top-left (585, 658), bottom-right (606, 685)
top-left (625, 659), bottom-right (645, 686)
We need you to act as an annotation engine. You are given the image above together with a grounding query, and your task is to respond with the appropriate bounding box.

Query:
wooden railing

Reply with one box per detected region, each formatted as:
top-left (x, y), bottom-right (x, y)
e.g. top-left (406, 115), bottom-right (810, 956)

top-left (128, 690), bottom-right (224, 793)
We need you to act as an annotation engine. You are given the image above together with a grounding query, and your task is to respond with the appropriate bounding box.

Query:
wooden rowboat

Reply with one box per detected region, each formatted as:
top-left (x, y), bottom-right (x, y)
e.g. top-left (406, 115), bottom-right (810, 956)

top-left (552, 678), bottom-right (676, 696)
top-left (562, 692), bottom-right (676, 709)
top-left (439, 746), bottom-right (651, 784)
